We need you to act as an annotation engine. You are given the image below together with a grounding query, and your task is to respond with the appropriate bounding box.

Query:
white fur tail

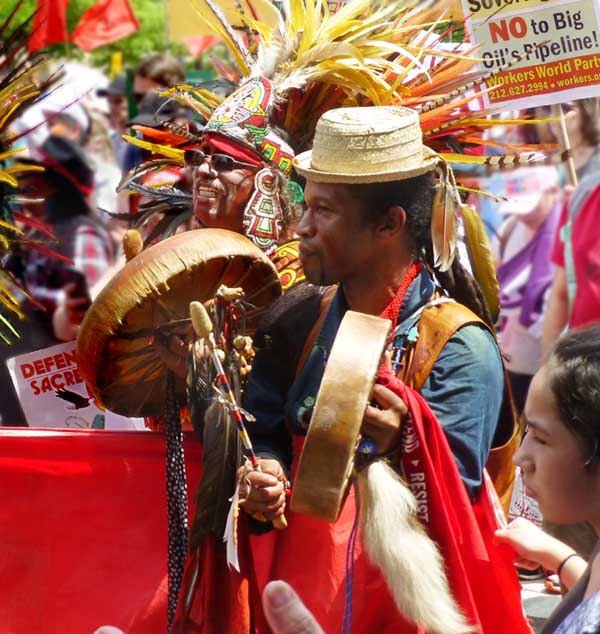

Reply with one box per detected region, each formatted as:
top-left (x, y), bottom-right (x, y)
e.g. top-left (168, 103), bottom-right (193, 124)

top-left (358, 461), bottom-right (474, 634)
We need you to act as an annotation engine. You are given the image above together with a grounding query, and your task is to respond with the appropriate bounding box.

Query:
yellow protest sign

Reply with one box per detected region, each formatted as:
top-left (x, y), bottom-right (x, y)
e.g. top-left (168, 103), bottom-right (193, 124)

top-left (463, 0), bottom-right (600, 109)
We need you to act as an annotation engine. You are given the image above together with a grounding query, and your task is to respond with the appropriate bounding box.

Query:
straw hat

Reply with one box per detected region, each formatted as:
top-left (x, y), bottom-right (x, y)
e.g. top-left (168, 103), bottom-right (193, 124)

top-left (293, 106), bottom-right (439, 184)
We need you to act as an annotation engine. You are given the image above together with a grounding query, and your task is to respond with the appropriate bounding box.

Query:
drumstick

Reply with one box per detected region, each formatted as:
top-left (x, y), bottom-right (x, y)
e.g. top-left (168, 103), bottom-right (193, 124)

top-left (190, 301), bottom-right (287, 530)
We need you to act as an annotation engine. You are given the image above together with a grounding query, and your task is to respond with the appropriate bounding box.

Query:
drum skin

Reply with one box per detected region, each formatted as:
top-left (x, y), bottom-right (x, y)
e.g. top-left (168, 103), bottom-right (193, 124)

top-left (291, 311), bottom-right (391, 522)
top-left (77, 229), bottom-right (281, 418)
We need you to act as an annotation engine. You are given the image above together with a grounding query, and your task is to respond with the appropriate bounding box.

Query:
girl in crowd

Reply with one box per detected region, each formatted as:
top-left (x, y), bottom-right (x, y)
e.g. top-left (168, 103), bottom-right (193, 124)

top-left (496, 325), bottom-right (600, 633)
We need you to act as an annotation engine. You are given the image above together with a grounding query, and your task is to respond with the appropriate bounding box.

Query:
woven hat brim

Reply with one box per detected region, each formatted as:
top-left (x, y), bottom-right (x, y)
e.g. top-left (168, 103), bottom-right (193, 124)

top-left (293, 147), bottom-right (439, 183)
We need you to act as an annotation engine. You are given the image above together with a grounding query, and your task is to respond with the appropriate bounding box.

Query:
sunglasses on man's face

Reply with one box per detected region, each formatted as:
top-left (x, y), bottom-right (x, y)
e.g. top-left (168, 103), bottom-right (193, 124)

top-left (184, 149), bottom-right (259, 172)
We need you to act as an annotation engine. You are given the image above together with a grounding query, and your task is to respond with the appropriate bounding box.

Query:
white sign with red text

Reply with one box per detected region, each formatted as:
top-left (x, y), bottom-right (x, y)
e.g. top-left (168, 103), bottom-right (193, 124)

top-left (463, 0), bottom-right (600, 110)
top-left (6, 341), bottom-right (105, 428)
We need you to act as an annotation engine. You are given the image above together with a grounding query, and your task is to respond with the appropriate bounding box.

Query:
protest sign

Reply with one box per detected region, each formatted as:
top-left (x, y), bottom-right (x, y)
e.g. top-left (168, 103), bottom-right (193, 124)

top-left (6, 341), bottom-right (106, 428)
top-left (463, 0), bottom-right (600, 110)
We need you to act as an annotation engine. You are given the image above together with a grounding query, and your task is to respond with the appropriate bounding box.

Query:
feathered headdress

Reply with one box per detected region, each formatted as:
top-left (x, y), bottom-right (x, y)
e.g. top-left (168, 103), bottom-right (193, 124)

top-left (119, 0), bottom-right (559, 318)
top-left (0, 1), bottom-right (63, 344)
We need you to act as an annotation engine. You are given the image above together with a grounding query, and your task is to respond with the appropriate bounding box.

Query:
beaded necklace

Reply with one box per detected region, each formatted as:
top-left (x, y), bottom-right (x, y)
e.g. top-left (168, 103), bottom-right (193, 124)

top-left (379, 261), bottom-right (422, 326)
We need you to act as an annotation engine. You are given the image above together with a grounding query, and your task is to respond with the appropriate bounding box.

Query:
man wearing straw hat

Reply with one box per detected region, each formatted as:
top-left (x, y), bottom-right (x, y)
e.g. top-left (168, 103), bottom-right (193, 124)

top-left (238, 105), bottom-right (528, 633)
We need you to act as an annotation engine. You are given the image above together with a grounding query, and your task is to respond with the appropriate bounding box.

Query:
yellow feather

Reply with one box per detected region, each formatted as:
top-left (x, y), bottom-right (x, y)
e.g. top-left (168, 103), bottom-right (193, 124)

top-left (438, 153), bottom-right (490, 165)
top-left (237, 11), bottom-right (271, 41)
top-left (189, 0), bottom-right (250, 74)
top-left (0, 171), bottom-right (18, 188)
top-left (297, 0), bottom-right (319, 59)
top-left (7, 164), bottom-right (45, 175)
top-left (0, 219), bottom-right (24, 235)
top-left (121, 135), bottom-right (185, 161)
top-left (461, 204), bottom-right (500, 323)
top-left (0, 147), bottom-right (25, 163)
top-left (0, 283), bottom-right (24, 319)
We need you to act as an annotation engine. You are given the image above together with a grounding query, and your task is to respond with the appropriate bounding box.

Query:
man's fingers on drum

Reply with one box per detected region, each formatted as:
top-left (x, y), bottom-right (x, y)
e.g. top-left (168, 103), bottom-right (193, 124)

top-left (167, 333), bottom-right (190, 355)
top-left (371, 384), bottom-right (408, 416)
top-left (154, 346), bottom-right (188, 378)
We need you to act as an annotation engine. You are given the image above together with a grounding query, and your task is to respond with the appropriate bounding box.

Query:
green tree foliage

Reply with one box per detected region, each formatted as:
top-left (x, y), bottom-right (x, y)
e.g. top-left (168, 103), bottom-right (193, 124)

top-left (0, 0), bottom-right (187, 71)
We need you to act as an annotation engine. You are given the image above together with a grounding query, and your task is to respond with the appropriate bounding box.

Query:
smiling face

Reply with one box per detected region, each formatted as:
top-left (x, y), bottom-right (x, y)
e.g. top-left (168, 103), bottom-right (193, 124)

top-left (190, 144), bottom-right (257, 233)
top-left (516, 362), bottom-right (600, 525)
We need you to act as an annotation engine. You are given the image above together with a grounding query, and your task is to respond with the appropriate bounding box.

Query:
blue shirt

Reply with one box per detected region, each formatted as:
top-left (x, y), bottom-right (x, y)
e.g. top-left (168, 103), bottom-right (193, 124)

top-left (244, 269), bottom-right (504, 499)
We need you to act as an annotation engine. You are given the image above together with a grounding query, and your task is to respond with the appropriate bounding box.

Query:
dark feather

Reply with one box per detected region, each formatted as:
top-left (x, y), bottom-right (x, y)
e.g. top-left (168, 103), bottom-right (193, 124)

top-left (141, 209), bottom-right (192, 246)
top-left (117, 158), bottom-right (182, 192)
top-left (188, 348), bottom-right (241, 551)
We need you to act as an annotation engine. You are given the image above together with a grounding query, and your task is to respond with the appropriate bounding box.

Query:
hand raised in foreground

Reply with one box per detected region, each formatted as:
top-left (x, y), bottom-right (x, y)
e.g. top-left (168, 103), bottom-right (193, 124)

top-left (263, 581), bottom-right (325, 634)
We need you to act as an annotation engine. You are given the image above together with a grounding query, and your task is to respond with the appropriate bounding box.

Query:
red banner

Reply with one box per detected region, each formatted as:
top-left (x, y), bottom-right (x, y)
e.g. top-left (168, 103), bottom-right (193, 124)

top-left (0, 428), bottom-right (201, 634)
top-left (71, 0), bottom-right (139, 52)
top-left (29, 0), bottom-right (70, 53)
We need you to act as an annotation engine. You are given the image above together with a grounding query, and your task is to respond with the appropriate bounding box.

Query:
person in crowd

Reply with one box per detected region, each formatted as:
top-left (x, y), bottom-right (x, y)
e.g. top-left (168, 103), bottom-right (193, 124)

top-left (1, 135), bottom-right (113, 424)
top-left (83, 110), bottom-right (123, 220)
top-left (542, 98), bottom-right (600, 351)
top-left (42, 101), bottom-right (92, 147)
top-left (132, 53), bottom-right (186, 104)
top-left (236, 106), bottom-right (524, 634)
top-left (10, 135), bottom-right (113, 344)
top-left (496, 325), bottom-right (600, 633)
top-left (122, 89), bottom-right (199, 222)
top-left (540, 98), bottom-right (600, 562)
top-left (494, 166), bottom-right (561, 413)
top-left (122, 54), bottom-right (186, 174)
top-left (96, 74), bottom-right (129, 170)
top-left (40, 97), bottom-right (121, 226)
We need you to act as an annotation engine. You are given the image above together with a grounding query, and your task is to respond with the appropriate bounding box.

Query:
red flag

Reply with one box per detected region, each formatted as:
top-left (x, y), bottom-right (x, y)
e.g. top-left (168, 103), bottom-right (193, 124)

top-left (71, 0), bottom-right (139, 52)
top-left (0, 429), bottom-right (201, 634)
top-left (29, 0), bottom-right (70, 53)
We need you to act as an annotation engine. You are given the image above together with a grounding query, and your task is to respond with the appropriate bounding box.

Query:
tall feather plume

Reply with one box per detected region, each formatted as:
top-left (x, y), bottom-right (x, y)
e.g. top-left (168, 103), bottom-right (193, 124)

top-left (460, 204), bottom-right (500, 322)
top-left (121, 0), bottom-right (554, 321)
top-left (0, 6), bottom-right (61, 344)
top-left (359, 461), bottom-right (473, 634)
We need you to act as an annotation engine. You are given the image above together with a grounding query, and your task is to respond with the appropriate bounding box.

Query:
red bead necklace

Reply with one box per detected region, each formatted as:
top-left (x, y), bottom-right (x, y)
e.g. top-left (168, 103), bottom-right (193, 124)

top-left (379, 262), bottom-right (422, 326)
